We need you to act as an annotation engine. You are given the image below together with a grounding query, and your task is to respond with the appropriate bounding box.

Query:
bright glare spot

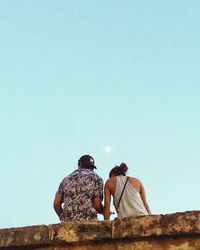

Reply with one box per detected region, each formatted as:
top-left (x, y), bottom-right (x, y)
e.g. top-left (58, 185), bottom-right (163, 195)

top-left (105, 146), bottom-right (112, 154)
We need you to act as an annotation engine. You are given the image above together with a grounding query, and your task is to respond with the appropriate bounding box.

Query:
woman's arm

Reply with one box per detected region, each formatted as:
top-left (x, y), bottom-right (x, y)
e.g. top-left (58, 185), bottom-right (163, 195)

top-left (103, 180), bottom-right (112, 220)
top-left (139, 182), bottom-right (151, 215)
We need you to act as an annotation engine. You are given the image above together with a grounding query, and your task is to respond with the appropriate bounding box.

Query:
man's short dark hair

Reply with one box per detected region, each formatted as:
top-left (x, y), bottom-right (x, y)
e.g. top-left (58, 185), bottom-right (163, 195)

top-left (78, 155), bottom-right (97, 170)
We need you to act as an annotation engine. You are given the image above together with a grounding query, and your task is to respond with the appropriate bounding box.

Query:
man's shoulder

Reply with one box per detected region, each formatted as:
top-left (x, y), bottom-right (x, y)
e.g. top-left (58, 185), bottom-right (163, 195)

top-left (93, 172), bottom-right (103, 180)
top-left (85, 171), bottom-right (104, 184)
top-left (61, 170), bottom-right (78, 181)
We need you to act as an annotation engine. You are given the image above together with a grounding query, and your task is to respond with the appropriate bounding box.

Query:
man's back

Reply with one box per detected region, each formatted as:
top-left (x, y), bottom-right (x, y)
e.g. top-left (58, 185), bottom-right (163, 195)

top-left (56, 169), bottom-right (103, 221)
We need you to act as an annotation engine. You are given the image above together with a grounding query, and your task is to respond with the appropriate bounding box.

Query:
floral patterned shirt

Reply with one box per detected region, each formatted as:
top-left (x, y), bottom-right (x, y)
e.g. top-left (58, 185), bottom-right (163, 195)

top-left (56, 169), bottom-right (104, 221)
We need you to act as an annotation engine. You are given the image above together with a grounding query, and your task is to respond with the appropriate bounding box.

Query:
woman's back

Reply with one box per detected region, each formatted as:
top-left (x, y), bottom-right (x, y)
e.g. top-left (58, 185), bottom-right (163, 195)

top-left (103, 163), bottom-right (151, 220)
top-left (112, 176), bottom-right (148, 218)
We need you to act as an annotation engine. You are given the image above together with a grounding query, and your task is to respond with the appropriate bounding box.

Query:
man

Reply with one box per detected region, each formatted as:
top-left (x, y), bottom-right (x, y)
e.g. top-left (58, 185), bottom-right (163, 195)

top-left (53, 155), bottom-right (104, 221)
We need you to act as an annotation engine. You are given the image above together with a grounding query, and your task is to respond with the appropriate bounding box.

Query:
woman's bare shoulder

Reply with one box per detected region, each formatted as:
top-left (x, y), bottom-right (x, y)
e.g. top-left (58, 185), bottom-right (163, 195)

top-left (129, 177), bottom-right (142, 184)
top-left (105, 176), bottom-right (117, 187)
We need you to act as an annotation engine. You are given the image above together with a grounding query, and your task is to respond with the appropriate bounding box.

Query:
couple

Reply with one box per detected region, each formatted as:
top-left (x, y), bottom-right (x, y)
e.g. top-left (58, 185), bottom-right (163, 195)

top-left (53, 154), bottom-right (151, 222)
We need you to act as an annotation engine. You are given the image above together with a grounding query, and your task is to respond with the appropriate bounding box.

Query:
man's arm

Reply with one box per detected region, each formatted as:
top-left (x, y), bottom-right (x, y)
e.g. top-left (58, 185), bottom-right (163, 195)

top-left (92, 176), bottom-right (104, 214)
top-left (53, 194), bottom-right (63, 218)
top-left (92, 196), bottom-right (104, 214)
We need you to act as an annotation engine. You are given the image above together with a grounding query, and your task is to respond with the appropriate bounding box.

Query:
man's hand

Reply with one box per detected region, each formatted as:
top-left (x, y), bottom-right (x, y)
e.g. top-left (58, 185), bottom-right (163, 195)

top-left (92, 196), bottom-right (104, 214)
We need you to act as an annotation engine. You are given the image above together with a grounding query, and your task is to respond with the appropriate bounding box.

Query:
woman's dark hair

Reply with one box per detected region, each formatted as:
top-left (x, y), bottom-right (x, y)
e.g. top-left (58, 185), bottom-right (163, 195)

top-left (109, 163), bottom-right (128, 178)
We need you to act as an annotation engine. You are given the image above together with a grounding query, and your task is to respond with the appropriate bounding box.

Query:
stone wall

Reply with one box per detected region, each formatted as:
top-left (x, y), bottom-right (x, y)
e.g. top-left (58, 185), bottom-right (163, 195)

top-left (0, 210), bottom-right (200, 250)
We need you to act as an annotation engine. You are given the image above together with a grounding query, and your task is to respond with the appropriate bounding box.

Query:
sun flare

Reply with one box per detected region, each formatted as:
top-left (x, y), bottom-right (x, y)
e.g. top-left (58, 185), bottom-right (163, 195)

top-left (105, 146), bottom-right (112, 154)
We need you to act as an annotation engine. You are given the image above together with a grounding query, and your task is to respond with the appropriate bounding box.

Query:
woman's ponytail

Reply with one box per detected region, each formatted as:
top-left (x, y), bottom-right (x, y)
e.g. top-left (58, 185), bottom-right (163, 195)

top-left (109, 163), bottom-right (128, 178)
top-left (119, 163), bottom-right (128, 175)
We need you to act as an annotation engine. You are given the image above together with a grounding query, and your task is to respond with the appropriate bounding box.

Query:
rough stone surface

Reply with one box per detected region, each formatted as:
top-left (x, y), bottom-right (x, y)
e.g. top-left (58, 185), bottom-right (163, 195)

top-left (0, 224), bottom-right (49, 248)
top-left (113, 210), bottom-right (200, 239)
top-left (0, 210), bottom-right (200, 250)
top-left (50, 220), bottom-right (112, 244)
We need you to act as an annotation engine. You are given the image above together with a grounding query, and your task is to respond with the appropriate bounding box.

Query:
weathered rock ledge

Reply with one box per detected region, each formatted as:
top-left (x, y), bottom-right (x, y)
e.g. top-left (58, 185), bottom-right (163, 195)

top-left (0, 210), bottom-right (200, 250)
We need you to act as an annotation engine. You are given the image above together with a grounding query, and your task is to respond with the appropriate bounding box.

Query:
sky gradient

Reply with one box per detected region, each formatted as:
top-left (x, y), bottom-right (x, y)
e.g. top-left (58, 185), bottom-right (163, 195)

top-left (0, 0), bottom-right (200, 228)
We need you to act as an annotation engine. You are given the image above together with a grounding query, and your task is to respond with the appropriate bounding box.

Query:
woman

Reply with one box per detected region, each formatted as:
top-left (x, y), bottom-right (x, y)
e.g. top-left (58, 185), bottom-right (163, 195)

top-left (103, 163), bottom-right (151, 220)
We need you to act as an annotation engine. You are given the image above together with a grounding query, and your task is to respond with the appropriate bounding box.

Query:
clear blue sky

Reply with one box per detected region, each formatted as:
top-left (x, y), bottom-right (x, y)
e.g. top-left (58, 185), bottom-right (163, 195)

top-left (0, 0), bottom-right (199, 228)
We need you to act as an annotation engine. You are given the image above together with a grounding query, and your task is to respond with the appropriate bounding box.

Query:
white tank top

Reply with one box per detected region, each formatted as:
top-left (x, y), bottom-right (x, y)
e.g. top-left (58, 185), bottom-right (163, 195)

top-left (113, 175), bottom-right (148, 218)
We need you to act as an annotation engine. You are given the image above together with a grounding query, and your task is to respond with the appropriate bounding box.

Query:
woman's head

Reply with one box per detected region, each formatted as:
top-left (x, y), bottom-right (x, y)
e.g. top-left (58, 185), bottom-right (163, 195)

top-left (109, 163), bottom-right (128, 178)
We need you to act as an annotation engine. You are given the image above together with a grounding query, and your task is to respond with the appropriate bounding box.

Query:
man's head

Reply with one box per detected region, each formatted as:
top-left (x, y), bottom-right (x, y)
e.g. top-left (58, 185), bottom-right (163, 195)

top-left (78, 155), bottom-right (97, 170)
